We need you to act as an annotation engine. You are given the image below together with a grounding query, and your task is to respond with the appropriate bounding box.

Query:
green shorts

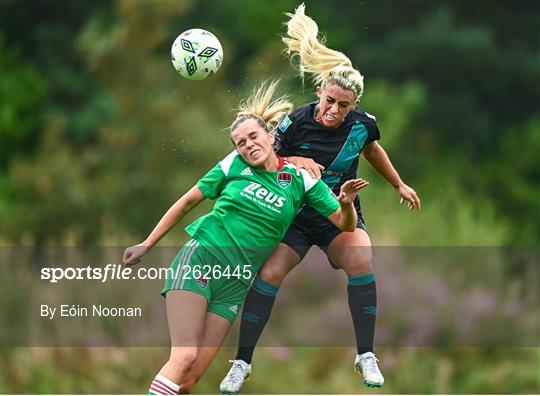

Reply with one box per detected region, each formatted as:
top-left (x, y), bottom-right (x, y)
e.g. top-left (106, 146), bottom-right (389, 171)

top-left (161, 239), bottom-right (249, 323)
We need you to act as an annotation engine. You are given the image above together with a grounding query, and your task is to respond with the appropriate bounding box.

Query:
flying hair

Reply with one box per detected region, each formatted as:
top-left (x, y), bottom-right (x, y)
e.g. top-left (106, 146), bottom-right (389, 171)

top-left (231, 80), bottom-right (294, 133)
top-left (282, 3), bottom-right (364, 100)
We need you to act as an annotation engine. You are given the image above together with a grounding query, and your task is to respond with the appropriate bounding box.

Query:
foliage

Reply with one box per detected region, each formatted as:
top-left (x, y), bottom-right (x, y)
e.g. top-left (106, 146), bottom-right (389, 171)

top-left (1, 0), bottom-right (539, 394)
top-left (1, 0), bottom-right (538, 245)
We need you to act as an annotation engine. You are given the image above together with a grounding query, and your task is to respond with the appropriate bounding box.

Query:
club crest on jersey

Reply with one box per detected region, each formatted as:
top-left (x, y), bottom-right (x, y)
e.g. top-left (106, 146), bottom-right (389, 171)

top-left (196, 275), bottom-right (208, 290)
top-left (346, 136), bottom-right (362, 155)
top-left (277, 172), bottom-right (292, 189)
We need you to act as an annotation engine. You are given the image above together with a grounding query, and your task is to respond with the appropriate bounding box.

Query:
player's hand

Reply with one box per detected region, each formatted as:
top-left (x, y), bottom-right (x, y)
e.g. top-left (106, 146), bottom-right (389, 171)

top-left (122, 243), bottom-right (150, 266)
top-left (287, 156), bottom-right (325, 179)
top-left (396, 182), bottom-right (421, 210)
top-left (337, 178), bottom-right (369, 204)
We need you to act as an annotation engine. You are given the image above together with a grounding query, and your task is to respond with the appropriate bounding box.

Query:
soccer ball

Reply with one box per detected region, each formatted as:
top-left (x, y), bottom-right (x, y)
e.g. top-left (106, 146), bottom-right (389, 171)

top-left (171, 29), bottom-right (223, 80)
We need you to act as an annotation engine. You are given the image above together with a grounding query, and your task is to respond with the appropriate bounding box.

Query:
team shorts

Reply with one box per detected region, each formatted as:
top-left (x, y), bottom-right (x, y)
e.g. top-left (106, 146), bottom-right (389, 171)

top-left (161, 239), bottom-right (249, 323)
top-left (282, 209), bottom-right (367, 269)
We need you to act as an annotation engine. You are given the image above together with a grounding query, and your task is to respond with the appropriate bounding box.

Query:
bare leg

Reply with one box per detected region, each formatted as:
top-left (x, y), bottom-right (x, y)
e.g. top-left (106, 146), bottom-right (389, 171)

top-left (259, 242), bottom-right (302, 285)
top-left (327, 228), bottom-right (373, 275)
top-left (179, 312), bottom-right (232, 393)
top-left (157, 290), bottom-right (208, 384)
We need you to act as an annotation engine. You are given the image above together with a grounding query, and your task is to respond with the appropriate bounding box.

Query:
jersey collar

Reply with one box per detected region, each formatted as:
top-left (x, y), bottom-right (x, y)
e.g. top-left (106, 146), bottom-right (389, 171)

top-left (277, 155), bottom-right (287, 171)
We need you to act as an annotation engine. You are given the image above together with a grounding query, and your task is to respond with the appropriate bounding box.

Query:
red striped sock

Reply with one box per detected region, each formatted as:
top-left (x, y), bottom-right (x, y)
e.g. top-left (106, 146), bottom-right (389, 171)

top-left (148, 374), bottom-right (180, 395)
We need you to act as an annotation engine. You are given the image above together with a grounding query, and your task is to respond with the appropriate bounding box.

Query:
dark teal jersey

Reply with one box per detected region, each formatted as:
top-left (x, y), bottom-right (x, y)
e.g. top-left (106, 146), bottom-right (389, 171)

top-left (276, 102), bottom-right (380, 223)
top-left (277, 102), bottom-right (380, 192)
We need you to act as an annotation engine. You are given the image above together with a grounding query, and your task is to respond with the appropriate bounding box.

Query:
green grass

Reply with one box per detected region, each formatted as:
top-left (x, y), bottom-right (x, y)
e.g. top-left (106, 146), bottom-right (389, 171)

top-left (2, 347), bottom-right (539, 394)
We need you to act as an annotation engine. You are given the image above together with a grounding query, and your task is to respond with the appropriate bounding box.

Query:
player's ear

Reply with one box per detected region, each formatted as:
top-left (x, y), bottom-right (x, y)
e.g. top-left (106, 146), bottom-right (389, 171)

top-left (316, 85), bottom-right (322, 98)
top-left (351, 93), bottom-right (359, 108)
top-left (268, 131), bottom-right (276, 145)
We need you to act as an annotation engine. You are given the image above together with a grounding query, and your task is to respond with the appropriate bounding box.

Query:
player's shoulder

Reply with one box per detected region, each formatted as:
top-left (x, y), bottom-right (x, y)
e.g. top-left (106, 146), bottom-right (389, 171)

top-left (277, 103), bottom-right (312, 134)
top-left (281, 161), bottom-right (320, 192)
top-left (350, 107), bottom-right (378, 126)
top-left (291, 103), bottom-right (312, 119)
top-left (219, 150), bottom-right (241, 175)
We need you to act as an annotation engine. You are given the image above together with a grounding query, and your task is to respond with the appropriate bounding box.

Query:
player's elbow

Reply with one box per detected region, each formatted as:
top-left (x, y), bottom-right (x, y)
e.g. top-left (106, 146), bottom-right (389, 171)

top-left (329, 210), bottom-right (356, 232)
top-left (182, 198), bottom-right (197, 213)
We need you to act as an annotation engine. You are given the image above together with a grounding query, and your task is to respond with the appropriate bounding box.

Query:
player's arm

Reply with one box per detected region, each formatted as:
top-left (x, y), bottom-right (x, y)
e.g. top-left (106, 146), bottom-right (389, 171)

top-left (304, 175), bottom-right (368, 232)
top-left (327, 179), bottom-right (369, 231)
top-left (123, 154), bottom-right (231, 266)
top-left (122, 186), bottom-right (206, 266)
top-left (287, 156), bottom-right (325, 179)
top-left (362, 140), bottom-right (421, 210)
top-left (276, 113), bottom-right (325, 179)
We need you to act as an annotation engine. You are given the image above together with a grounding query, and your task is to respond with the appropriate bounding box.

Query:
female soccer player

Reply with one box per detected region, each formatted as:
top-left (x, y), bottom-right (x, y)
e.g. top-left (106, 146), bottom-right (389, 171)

top-left (220, 5), bottom-right (421, 393)
top-left (122, 80), bottom-right (368, 395)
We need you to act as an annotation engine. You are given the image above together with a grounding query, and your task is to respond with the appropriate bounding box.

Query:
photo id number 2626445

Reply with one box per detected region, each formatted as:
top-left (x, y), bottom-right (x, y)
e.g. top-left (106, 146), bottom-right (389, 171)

top-left (180, 265), bottom-right (252, 280)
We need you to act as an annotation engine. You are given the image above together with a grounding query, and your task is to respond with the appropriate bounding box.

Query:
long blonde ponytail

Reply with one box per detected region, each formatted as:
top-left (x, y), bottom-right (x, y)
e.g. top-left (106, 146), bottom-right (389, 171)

top-left (231, 80), bottom-right (294, 133)
top-left (283, 3), bottom-right (364, 99)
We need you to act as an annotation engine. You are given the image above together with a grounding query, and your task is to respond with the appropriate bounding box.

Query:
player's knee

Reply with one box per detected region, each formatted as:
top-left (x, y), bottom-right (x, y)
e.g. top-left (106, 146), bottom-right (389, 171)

top-left (342, 251), bottom-right (373, 275)
top-left (259, 265), bottom-right (287, 286)
top-left (168, 348), bottom-right (198, 375)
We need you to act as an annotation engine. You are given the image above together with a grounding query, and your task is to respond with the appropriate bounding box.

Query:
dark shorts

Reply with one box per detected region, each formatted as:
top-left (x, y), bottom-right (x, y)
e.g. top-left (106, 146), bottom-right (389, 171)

top-left (282, 208), bottom-right (367, 269)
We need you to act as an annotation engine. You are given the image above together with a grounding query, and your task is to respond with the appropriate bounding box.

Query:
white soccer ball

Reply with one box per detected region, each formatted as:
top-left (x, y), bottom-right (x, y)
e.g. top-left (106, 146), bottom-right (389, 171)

top-left (171, 29), bottom-right (223, 80)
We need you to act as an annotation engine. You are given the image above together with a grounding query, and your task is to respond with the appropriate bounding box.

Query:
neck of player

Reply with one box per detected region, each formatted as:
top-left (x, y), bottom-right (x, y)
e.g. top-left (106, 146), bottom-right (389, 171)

top-left (259, 152), bottom-right (279, 171)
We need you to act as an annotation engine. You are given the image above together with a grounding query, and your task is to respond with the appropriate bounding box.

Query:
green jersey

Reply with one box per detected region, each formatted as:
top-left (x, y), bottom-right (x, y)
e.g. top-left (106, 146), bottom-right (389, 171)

top-left (185, 151), bottom-right (340, 283)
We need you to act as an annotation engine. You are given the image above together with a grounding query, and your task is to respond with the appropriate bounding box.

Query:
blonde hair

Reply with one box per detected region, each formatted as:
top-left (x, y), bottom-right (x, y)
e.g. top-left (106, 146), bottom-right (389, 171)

top-left (230, 80), bottom-right (294, 133)
top-left (282, 3), bottom-right (364, 100)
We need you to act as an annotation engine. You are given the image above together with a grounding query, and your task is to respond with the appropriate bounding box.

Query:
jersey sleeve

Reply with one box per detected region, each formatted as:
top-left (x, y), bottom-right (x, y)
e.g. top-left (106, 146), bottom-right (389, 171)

top-left (197, 150), bottom-right (238, 199)
top-left (276, 114), bottom-right (296, 156)
top-left (303, 179), bottom-right (340, 218)
top-left (364, 112), bottom-right (381, 145)
top-left (196, 163), bottom-right (227, 200)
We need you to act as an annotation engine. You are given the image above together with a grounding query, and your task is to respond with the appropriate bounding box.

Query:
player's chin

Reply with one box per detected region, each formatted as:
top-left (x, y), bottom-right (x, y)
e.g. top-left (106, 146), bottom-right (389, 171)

top-left (245, 152), bottom-right (267, 167)
top-left (243, 156), bottom-right (263, 168)
top-left (321, 117), bottom-right (340, 128)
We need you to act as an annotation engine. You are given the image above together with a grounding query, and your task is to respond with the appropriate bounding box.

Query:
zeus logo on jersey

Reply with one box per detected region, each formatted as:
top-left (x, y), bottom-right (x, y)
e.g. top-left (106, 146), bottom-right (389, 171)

top-left (242, 182), bottom-right (286, 208)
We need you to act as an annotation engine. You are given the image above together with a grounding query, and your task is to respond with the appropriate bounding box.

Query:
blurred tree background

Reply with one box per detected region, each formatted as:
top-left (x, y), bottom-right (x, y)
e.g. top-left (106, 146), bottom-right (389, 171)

top-left (1, 0), bottom-right (538, 394)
